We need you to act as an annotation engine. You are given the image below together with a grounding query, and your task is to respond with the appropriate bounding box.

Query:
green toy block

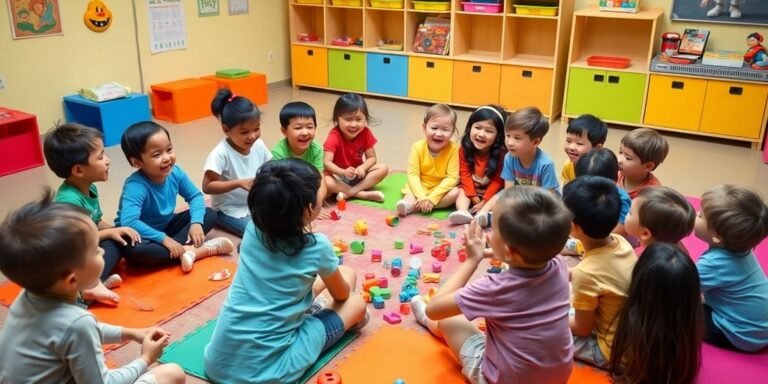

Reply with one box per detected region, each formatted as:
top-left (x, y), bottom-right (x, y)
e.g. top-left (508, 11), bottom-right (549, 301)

top-left (394, 239), bottom-right (404, 249)
top-left (380, 288), bottom-right (392, 299)
top-left (351, 240), bottom-right (365, 254)
top-left (370, 286), bottom-right (383, 298)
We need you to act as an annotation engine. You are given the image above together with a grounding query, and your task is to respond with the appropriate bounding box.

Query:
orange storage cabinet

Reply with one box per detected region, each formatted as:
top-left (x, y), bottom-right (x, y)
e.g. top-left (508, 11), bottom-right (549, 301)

top-left (150, 78), bottom-right (218, 123)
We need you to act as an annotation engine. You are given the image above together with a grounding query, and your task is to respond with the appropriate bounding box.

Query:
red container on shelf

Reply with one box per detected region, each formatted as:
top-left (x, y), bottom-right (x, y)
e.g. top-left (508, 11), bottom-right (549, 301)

top-left (586, 55), bottom-right (632, 69)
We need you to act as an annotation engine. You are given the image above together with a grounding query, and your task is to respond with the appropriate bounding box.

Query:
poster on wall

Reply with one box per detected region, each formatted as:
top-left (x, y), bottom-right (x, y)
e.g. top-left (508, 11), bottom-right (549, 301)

top-left (6, 0), bottom-right (63, 39)
top-left (228, 0), bottom-right (248, 16)
top-left (198, 0), bottom-right (219, 17)
top-left (148, 0), bottom-right (187, 54)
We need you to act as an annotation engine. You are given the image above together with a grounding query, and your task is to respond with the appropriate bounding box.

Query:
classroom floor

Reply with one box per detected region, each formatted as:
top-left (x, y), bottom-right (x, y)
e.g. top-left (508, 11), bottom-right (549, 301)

top-left (1, 85), bottom-right (768, 383)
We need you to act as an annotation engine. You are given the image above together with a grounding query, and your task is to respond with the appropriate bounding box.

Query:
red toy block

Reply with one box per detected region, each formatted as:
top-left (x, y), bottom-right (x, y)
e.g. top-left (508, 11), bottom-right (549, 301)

top-left (383, 311), bottom-right (402, 325)
top-left (365, 273), bottom-right (376, 280)
top-left (363, 278), bottom-right (379, 292)
top-left (317, 371), bottom-right (342, 384)
top-left (391, 267), bottom-right (401, 277)
top-left (432, 261), bottom-right (442, 273)
top-left (378, 277), bottom-right (388, 288)
top-left (399, 303), bottom-right (411, 315)
top-left (371, 249), bottom-right (382, 262)
top-left (431, 246), bottom-right (448, 262)
top-left (338, 199), bottom-right (346, 211)
top-left (458, 247), bottom-right (467, 262)
top-left (490, 259), bottom-right (503, 267)
top-left (330, 210), bottom-right (340, 220)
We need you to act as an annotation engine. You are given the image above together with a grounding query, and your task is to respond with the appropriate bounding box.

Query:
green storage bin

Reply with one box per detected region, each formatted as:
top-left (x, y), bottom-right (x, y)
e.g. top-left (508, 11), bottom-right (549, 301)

top-left (328, 49), bottom-right (366, 92)
top-left (565, 67), bottom-right (646, 124)
top-left (215, 68), bottom-right (251, 79)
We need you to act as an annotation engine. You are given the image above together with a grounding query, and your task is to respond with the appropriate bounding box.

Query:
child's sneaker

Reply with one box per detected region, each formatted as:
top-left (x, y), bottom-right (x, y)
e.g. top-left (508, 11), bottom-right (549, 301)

top-left (305, 295), bottom-right (328, 315)
top-left (181, 251), bottom-right (196, 273)
top-left (448, 210), bottom-right (473, 225)
top-left (349, 307), bottom-right (371, 332)
top-left (475, 212), bottom-right (491, 228)
top-left (410, 295), bottom-right (429, 328)
top-left (396, 200), bottom-right (413, 217)
top-left (103, 274), bottom-right (122, 289)
top-left (203, 237), bottom-right (235, 256)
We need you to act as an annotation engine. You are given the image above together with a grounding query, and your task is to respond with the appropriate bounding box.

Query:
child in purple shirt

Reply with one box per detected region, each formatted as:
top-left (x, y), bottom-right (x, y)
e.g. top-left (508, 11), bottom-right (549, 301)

top-left (412, 186), bottom-right (574, 384)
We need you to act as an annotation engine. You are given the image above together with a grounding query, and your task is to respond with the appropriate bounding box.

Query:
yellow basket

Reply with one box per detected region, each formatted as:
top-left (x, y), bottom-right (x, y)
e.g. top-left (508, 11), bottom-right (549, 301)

top-left (370, 0), bottom-right (404, 9)
top-left (331, 0), bottom-right (362, 5)
top-left (512, 5), bottom-right (558, 16)
top-left (295, 0), bottom-right (323, 4)
top-left (412, 1), bottom-right (451, 11)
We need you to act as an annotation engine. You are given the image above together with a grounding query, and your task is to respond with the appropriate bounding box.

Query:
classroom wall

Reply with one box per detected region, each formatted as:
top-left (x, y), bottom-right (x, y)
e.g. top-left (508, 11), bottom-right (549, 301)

top-left (0, 0), bottom-right (290, 132)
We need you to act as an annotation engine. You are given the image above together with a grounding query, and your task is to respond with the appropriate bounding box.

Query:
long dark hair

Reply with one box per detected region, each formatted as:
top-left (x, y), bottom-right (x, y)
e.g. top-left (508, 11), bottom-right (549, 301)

top-left (247, 159), bottom-right (320, 256)
top-left (609, 243), bottom-right (703, 384)
top-left (460, 105), bottom-right (506, 178)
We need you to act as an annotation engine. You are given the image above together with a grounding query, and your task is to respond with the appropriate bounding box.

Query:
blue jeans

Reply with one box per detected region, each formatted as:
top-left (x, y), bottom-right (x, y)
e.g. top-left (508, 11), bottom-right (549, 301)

top-left (216, 212), bottom-right (251, 237)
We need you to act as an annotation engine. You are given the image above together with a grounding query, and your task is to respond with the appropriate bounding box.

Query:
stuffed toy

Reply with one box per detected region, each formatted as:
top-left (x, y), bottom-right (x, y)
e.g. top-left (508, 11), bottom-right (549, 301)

top-left (83, 0), bottom-right (112, 32)
top-left (745, 32), bottom-right (768, 70)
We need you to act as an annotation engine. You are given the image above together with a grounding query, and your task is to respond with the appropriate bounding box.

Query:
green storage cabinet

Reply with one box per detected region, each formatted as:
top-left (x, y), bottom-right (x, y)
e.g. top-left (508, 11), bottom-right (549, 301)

top-left (565, 68), bottom-right (646, 124)
top-left (328, 49), bottom-right (366, 92)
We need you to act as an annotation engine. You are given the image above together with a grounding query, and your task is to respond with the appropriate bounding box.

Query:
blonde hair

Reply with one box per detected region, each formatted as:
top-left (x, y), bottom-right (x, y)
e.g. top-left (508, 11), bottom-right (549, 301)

top-left (621, 128), bottom-right (669, 170)
top-left (701, 185), bottom-right (768, 252)
top-left (422, 103), bottom-right (458, 138)
top-left (505, 107), bottom-right (549, 140)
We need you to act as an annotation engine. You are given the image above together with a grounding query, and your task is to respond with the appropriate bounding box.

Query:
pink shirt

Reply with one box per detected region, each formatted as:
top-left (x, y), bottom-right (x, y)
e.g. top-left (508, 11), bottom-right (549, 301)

top-left (456, 256), bottom-right (573, 384)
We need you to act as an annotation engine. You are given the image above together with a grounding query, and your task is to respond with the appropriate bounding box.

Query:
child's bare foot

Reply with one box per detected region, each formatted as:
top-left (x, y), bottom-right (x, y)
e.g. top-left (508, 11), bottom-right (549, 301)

top-left (357, 191), bottom-right (385, 202)
top-left (103, 274), bottom-right (123, 289)
top-left (181, 238), bottom-right (235, 273)
top-left (82, 281), bottom-right (120, 306)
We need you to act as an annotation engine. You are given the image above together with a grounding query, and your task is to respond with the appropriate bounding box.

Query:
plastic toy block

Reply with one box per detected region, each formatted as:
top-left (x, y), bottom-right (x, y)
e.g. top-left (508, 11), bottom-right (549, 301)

top-left (373, 296), bottom-right (385, 309)
top-left (394, 379), bottom-right (405, 384)
top-left (433, 231), bottom-right (444, 239)
top-left (353, 220), bottom-right (368, 236)
top-left (337, 199), bottom-right (346, 211)
top-left (409, 243), bottom-right (423, 254)
top-left (338, 255), bottom-right (343, 265)
top-left (383, 311), bottom-right (402, 324)
top-left (409, 256), bottom-right (422, 270)
top-left (350, 240), bottom-right (365, 254)
top-left (449, 232), bottom-right (457, 238)
top-left (490, 259), bottom-right (503, 267)
top-left (361, 291), bottom-right (371, 303)
top-left (391, 267), bottom-right (401, 277)
top-left (458, 247), bottom-right (467, 262)
top-left (399, 291), bottom-right (412, 303)
top-left (429, 223), bottom-right (439, 231)
top-left (378, 277), bottom-right (388, 288)
top-left (385, 215), bottom-right (400, 227)
top-left (394, 239), bottom-right (405, 249)
top-left (399, 303), bottom-right (411, 315)
top-left (380, 288), bottom-right (392, 299)
top-left (431, 244), bottom-right (449, 262)
top-left (317, 371), bottom-right (342, 384)
top-left (432, 261), bottom-right (442, 273)
top-left (365, 273), bottom-right (376, 280)
top-left (487, 266), bottom-right (502, 274)
top-left (392, 258), bottom-right (403, 268)
top-left (423, 273), bottom-right (440, 284)
top-left (370, 286), bottom-right (383, 298)
top-left (408, 269), bottom-right (420, 279)
top-left (363, 278), bottom-right (380, 292)
top-left (330, 210), bottom-right (341, 220)
top-left (332, 239), bottom-right (349, 252)
top-left (333, 246), bottom-right (342, 256)
top-left (371, 249), bottom-right (382, 262)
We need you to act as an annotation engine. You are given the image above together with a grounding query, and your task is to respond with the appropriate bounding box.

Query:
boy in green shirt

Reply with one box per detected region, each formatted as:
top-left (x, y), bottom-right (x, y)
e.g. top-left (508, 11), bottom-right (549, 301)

top-left (43, 123), bottom-right (140, 305)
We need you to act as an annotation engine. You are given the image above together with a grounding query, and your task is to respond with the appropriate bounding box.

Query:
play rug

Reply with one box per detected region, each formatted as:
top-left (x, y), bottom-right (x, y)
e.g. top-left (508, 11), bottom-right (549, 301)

top-left (159, 319), bottom-right (360, 384)
top-left (346, 172), bottom-right (453, 219)
top-left (0, 256), bottom-right (236, 329)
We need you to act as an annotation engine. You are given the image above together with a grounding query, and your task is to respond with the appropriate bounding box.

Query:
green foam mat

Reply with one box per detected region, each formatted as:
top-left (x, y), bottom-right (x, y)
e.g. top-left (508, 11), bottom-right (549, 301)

top-left (349, 173), bottom-right (453, 219)
top-left (159, 319), bottom-right (360, 383)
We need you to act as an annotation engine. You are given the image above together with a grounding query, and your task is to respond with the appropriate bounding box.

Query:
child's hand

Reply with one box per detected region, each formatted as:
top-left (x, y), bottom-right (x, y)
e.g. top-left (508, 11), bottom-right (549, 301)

top-left (354, 166), bottom-right (366, 179)
top-left (140, 328), bottom-right (171, 365)
top-left (420, 200), bottom-right (435, 213)
top-left (469, 200), bottom-right (485, 214)
top-left (239, 178), bottom-right (253, 191)
top-left (162, 237), bottom-right (186, 258)
top-left (105, 227), bottom-right (141, 246)
top-left (464, 220), bottom-right (490, 264)
top-left (343, 167), bottom-right (356, 180)
top-left (187, 223), bottom-right (205, 248)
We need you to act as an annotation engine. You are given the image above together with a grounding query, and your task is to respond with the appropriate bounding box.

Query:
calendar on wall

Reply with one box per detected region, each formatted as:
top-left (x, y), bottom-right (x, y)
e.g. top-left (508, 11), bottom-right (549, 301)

top-left (228, 0), bottom-right (248, 15)
top-left (148, 0), bottom-right (187, 54)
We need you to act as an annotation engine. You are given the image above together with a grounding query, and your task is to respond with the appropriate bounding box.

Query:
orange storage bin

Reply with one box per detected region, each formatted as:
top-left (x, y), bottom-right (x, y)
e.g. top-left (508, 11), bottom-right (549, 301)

top-left (150, 78), bottom-right (218, 123)
top-left (201, 73), bottom-right (268, 106)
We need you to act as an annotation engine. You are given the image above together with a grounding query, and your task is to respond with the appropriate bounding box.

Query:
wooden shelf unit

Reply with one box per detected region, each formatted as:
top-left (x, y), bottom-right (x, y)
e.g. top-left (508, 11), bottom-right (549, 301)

top-left (288, 0), bottom-right (574, 118)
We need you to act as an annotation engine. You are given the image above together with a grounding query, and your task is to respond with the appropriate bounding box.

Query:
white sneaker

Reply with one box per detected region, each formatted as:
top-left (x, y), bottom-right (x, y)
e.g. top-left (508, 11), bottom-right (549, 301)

top-left (707, 4), bottom-right (725, 16)
top-left (203, 237), bottom-right (235, 256)
top-left (305, 295), bottom-right (328, 315)
top-left (181, 251), bottom-right (196, 273)
top-left (475, 212), bottom-right (490, 228)
top-left (396, 200), bottom-right (412, 217)
top-left (102, 274), bottom-right (122, 289)
top-left (729, 5), bottom-right (741, 18)
top-left (448, 210), bottom-right (473, 225)
top-left (410, 295), bottom-right (429, 327)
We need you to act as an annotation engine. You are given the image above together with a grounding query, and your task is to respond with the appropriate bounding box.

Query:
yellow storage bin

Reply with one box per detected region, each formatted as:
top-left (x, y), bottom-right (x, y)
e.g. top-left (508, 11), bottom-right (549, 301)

top-left (412, 1), bottom-right (451, 11)
top-left (371, 0), bottom-right (403, 8)
top-left (295, 0), bottom-right (323, 4)
top-left (331, 0), bottom-right (362, 5)
top-left (644, 75), bottom-right (706, 132)
top-left (513, 5), bottom-right (558, 16)
top-left (700, 81), bottom-right (768, 139)
top-left (453, 61), bottom-right (501, 105)
top-left (409, 56), bottom-right (453, 102)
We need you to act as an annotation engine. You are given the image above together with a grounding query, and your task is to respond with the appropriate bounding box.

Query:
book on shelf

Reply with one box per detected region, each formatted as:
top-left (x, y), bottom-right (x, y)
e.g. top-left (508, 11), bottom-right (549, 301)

top-left (702, 50), bottom-right (745, 68)
top-left (412, 17), bottom-right (450, 56)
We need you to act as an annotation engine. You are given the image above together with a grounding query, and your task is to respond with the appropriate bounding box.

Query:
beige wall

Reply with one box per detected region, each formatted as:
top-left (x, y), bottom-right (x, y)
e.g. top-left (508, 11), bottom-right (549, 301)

top-left (0, 0), bottom-right (290, 132)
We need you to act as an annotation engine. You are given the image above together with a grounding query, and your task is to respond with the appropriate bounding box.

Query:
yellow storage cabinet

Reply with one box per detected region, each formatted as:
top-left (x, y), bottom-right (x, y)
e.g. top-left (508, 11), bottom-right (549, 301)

top-left (452, 61), bottom-right (501, 105)
top-left (408, 57), bottom-right (453, 103)
top-left (291, 45), bottom-right (328, 87)
top-left (499, 66), bottom-right (553, 115)
top-left (644, 75), bottom-right (707, 132)
top-left (700, 81), bottom-right (768, 139)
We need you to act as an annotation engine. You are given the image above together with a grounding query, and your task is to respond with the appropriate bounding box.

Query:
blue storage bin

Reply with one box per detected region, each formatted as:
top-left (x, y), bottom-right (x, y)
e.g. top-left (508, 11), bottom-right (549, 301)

top-left (63, 94), bottom-right (151, 147)
top-left (367, 53), bottom-right (408, 97)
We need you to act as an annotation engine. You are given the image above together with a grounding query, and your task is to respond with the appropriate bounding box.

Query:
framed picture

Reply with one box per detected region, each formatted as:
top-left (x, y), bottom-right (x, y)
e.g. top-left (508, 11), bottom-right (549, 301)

top-left (7, 0), bottom-right (63, 39)
top-left (228, 0), bottom-right (248, 16)
top-left (198, 0), bottom-right (219, 17)
top-left (672, 0), bottom-right (768, 27)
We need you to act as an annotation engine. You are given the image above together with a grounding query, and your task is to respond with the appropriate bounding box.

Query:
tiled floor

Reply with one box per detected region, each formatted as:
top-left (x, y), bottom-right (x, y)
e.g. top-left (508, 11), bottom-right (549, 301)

top-left (1, 86), bottom-right (767, 382)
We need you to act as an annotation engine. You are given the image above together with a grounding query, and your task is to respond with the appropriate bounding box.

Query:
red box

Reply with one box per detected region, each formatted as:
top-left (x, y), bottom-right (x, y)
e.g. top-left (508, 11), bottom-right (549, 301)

top-left (586, 56), bottom-right (632, 69)
top-left (0, 108), bottom-right (44, 177)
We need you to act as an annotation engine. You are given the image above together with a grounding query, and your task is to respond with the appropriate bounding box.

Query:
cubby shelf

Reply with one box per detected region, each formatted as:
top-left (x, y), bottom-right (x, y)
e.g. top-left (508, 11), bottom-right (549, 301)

top-left (288, 0), bottom-right (574, 117)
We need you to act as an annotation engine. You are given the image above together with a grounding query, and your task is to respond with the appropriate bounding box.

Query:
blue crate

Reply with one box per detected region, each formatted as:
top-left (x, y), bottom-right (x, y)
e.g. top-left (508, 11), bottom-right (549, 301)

top-left (367, 53), bottom-right (408, 97)
top-left (63, 94), bottom-right (151, 147)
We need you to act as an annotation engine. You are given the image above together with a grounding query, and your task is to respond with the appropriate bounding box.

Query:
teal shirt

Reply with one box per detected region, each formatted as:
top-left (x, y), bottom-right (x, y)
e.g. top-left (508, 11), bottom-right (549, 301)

top-left (204, 222), bottom-right (339, 383)
top-left (271, 138), bottom-right (324, 171)
top-left (54, 183), bottom-right (103, 224)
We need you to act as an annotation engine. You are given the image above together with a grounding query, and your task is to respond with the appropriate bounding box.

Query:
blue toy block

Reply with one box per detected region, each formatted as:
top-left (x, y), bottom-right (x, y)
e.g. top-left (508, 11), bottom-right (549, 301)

top-left (408, 269), bottom-right (420, 278)
top-left (63, 94), bottom-right (151, 147)
top-left (373, 296), bottom-right (385, 309)
top-left (399, 291), bottom-right (412, 303)
top-left (392, 257), bottom-right (402, 268)
top-left (487, 266), bottom-right (502, 274)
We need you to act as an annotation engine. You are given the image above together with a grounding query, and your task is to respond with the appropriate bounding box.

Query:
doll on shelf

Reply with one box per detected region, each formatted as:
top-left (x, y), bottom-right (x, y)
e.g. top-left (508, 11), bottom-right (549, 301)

top-left (745, 32), bottom-right (768, 70)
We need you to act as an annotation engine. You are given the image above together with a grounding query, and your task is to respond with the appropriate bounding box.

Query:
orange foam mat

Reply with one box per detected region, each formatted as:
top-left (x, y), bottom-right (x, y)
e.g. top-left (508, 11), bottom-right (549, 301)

top-left (0, 256), bottom-right (235, 329)
top-left (331, 326), bottom-right (610, 383)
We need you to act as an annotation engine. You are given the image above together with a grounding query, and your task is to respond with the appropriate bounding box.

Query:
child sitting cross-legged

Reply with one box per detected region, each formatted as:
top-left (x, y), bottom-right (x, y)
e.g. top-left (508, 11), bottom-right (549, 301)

top-left (618, 128), bottom-right (669, 199)
top-left (624, 186), bottom-right (696, 254)
top-left (411, 186), bottom-right (574, 384)
top-left (0, 193), bottom-right (185, 384)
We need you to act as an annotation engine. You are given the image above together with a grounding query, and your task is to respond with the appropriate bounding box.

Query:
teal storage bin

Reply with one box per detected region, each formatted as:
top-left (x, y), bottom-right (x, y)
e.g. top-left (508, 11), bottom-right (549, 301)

top-left (367, 53), bottom-right (408, 97)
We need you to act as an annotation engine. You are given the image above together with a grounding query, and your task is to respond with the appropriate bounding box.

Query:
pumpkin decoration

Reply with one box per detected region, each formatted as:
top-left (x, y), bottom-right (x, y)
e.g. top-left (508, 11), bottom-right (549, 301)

top-left (83, 0), bottom-right (112, 33)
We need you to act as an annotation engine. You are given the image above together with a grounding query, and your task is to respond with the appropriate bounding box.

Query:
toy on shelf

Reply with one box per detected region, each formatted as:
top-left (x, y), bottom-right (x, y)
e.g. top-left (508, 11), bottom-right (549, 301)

top-left (412, 17), bottom-right (450, 56)
top-left (331, 36), bottom-right (363, 47)
top-left (297, 33), bottom-right (319, 42)
top-left (354, 220), bottom-right (368, 236)
top-left (317, 371), bottom-right (342, 384)
top-left (350, 240), bottom-right (365, 254)
top-left (383, 311), bottom-right (402, 324)
top-left (745, 32), bottom-right (768, 70)
top-left (377, 39), bottom-right (403, 51)
top-left (385, 215), bottom-right (400, 227)
top-left (598, 0), bottom-right (639, 14)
